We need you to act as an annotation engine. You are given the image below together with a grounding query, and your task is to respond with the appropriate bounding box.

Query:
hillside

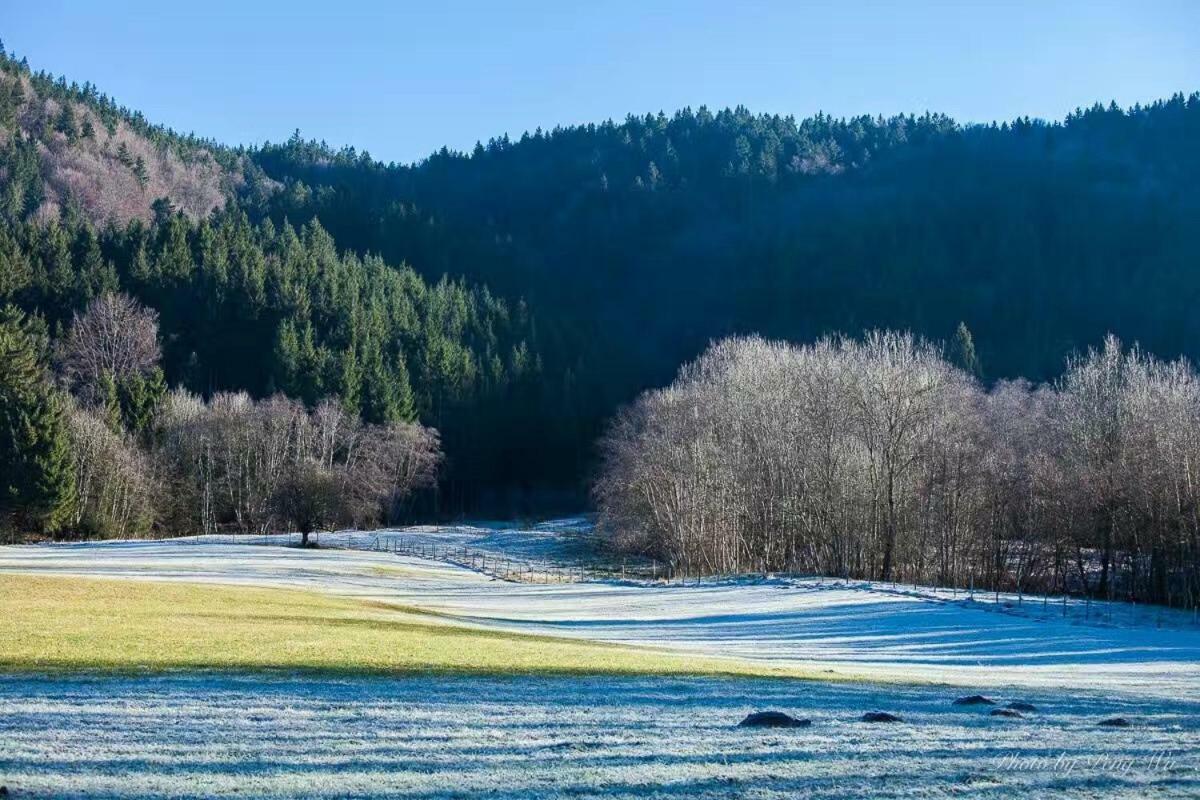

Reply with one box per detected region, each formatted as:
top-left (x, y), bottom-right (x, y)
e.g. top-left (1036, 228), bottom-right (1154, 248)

top-left (0, 50), bottom-right (543, 516)
top-left (2, 42), bottom-right (1199, 512)
top-left (248, 95), bottom-right (1200, 502)
top-left (0, 48), bottom-right (271, 226)
top-left (252, 96), bottom-right (1200, 383)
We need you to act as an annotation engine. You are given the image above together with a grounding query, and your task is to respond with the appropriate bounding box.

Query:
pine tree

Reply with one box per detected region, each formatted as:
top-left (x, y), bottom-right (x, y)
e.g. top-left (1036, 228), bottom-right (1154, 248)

top-left (37, 221), bottom-right (76, 308)
top-left (75, 226), bottom-right (117, 300)
top-left (0, 306), bottom-right (75, 535)
top-left (151, 197), bottom-right (175, 226)
top-left (115, 368), bottom-right (166, 435)
top-left (0, 225), bottom-right (31, 299)
top-left (98, 372), bottom-right (123, 432)
top-left (273, 318), bottom-right (301, 395)
top-left (115, 141), bottom-right (133, 167)
top-left (952, 322), bottom-right (982, 377)
top-left (358, 335), bottom-right (416, 423)
top-left (296, 322), bottom-right (326, 404)
top-left (393, 351), bottom-right (416, 422)
top-left (54, 104), bottom-right (78, 141)
top-left (359, 336), bottom-right (395, 423)
top-left (133, 155), bottom-right (150, 189)
top-left (156, 213), bottom-right (193, 281)
top-left (0, 77), bottom-right (21, 127)
top-left (338, 345), bottom-right (362, 416)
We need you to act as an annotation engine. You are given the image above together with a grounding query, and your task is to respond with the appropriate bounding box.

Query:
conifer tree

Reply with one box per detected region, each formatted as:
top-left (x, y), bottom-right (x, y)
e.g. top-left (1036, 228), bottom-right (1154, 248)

top-left (0, 306), bottom-right (74, 535)
top-left (393, 351), bottom-right (417, 423)
top-left (952, 322), bottom-right (982, 377)
top-left (273, 318), bottom-right (301, 395)
top-left (133, 155), bottom-right (149, 189)
top-left (359, 335), bottom-right (397, 423)
top-left (54, 104), bottom-right (78, 141)
top-left (338, 345), bottom-right (362, 416)
top-left (101, 368), bottom-right (166, 435)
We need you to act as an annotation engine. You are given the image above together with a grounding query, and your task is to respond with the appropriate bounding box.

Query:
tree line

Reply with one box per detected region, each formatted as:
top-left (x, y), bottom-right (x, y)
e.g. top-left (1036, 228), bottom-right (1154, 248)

top-left (595, 330), bottom-right (1200, 609)
top-left (1, 293), bottom-right (439, 543)
top-left (0, 201), bottom-right (542, 513)
top-left (250, 94), bottom-right (1200, 510)
top-left (4, 42), bottom-right (1200, 514)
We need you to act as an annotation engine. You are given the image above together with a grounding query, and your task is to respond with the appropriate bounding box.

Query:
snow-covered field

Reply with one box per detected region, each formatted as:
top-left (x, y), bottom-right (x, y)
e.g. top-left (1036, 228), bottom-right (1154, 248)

top-left (4, 521), bottom-right (1200, 797)
top-left (195, 517), bottom-right (603, 565)
top-left (2, 673), bottom-right (1197, 799)
top-left (2, 527), bottom-right (1199, 699)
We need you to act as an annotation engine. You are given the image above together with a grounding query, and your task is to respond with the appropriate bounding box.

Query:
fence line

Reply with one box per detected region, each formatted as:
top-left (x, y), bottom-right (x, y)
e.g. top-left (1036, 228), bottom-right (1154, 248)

top-left (185, 530), bottom-right (1200, 626)
top-left (373, 534), bottom-right (668, 584)
top-left (189, 530), bottom-right (667, 584)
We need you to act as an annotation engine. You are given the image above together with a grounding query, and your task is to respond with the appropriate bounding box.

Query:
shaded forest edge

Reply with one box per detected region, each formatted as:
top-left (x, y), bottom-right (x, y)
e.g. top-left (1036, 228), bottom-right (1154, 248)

top-left (2, 43), bottom-right (1199, 525)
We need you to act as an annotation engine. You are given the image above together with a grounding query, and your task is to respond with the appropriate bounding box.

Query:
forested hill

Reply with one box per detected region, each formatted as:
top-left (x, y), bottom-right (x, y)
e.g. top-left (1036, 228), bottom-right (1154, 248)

top-left (250, 94), bottom-right (1200, 491)
top-left (0, 46), bottom-right (275, 225)
top-left (2, 41), bottom-right (1199, 513)
top-left (253, 95), bottom-right (1200, 385)
top-left (0, 49), bottom-right (546, 514)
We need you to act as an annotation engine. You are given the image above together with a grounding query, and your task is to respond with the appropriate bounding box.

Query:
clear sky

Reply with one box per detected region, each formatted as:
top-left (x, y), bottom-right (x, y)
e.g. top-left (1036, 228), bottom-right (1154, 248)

top-left (3, 1), bottom-right (1197, 164)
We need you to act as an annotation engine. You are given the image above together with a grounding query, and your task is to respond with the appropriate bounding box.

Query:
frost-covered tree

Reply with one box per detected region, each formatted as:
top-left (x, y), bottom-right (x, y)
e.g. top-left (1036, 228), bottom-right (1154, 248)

top-left (596, 331), bottom-right (1200, 608)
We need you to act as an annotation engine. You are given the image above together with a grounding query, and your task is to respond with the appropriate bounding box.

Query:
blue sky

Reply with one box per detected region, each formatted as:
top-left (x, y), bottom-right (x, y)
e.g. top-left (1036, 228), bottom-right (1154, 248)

top-left (4, 1), bottom-right (1197, 164)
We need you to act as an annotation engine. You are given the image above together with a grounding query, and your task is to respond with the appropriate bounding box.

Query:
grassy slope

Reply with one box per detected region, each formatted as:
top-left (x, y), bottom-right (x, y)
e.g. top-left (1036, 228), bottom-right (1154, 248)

top-left (0, 574), bottom-right (801, 678)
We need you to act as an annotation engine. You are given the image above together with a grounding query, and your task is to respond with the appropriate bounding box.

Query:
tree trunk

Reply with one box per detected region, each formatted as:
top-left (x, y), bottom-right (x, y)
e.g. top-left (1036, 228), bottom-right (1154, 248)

top-left (881, 471), bottom-right (897, 581)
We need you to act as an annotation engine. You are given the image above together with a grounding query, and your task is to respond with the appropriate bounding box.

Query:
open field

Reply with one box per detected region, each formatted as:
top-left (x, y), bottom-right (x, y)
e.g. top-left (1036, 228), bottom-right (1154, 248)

top-left (2, 533), bottom-right (1199, 699)
top-left (2, 525), bottom-right (1199, 797)
top-left (0, 574), bottom-right (789, 678)
top-left (2, 673), bottom-right (1197, 799)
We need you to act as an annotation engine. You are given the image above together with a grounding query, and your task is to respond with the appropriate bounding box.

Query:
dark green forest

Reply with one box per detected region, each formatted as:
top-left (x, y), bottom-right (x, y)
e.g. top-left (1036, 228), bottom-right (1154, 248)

top-left (2, 44), bottom-right (1199, 517)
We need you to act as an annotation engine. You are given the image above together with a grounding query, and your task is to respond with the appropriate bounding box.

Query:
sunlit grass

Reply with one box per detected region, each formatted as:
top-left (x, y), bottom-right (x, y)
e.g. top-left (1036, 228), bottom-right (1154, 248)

top-left (0, 574), bottom-right (808, 678)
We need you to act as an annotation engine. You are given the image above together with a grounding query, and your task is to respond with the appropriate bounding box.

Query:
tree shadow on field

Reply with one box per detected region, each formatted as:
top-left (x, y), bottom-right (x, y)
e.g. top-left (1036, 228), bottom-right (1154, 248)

top-left (2, 674), bottom-right (1197, 799)
top-left (482, 596), bottom-right (1200, 668)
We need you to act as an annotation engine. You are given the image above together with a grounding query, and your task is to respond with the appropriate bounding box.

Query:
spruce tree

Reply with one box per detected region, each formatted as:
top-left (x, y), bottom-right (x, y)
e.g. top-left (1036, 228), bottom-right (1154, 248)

top-left (0, 306), bottom-right (74, 535)
top-left (102, 369), bottom-right (166, 435)
top-left (952, 322), bottom-right (982, 377)
top-left (54, 104), bottom-right (78, 141)
top-left (133, 155), bottom-right (150, 189)
top-left (338, 346), bottom-right (362, 417)
top-left (393, 351), bottom-right (416, 423)
top-left (359, 336), bottom-right (397, 423)
top-left (273, 318), bottom-right (301, 395)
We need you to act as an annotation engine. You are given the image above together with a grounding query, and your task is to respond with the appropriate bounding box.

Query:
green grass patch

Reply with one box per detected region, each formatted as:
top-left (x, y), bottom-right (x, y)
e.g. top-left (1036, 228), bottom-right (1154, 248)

top-left (0, 574), bottom-right (807, 678)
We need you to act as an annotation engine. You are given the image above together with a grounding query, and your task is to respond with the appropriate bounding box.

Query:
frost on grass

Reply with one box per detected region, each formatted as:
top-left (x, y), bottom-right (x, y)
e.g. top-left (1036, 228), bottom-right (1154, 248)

top-left (0, 674), bottom-right (1196, 799)
top-left (3, 532), bottom-right (1199, 700)
top-left (2, 525), bottom-right (1200, 798)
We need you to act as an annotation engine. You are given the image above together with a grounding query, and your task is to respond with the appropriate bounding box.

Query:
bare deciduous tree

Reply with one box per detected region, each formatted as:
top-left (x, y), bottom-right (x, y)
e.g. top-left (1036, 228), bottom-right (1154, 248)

top-left (596, 332), bottom-right (1200, 609)
top-left (343, 422), bottom-right (441, 526)
top-left (272, 459), bottom-right (343, 547)
top-left (156, 390), bottom-right (440, 538)
top-left (66, 404), bottom-right (157, 537)
top-left (58, 293), bottom-right (160, 404)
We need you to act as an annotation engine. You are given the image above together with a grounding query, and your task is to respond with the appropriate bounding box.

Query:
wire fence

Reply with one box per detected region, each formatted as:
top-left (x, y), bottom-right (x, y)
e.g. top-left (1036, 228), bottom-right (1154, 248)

top-left (189, 530), bottom-right (666, 584)
top-left (186, 530), bottom-right (1200, 627)
top-left (371, 534), bottom-right (663, 584)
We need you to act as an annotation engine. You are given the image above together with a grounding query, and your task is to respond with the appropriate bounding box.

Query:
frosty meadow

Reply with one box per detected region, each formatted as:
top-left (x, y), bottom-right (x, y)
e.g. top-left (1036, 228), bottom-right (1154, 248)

top-left (1, 520), bottom-right (1199, 797)
top-left (3, 3), bottom-right (1200, 797)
